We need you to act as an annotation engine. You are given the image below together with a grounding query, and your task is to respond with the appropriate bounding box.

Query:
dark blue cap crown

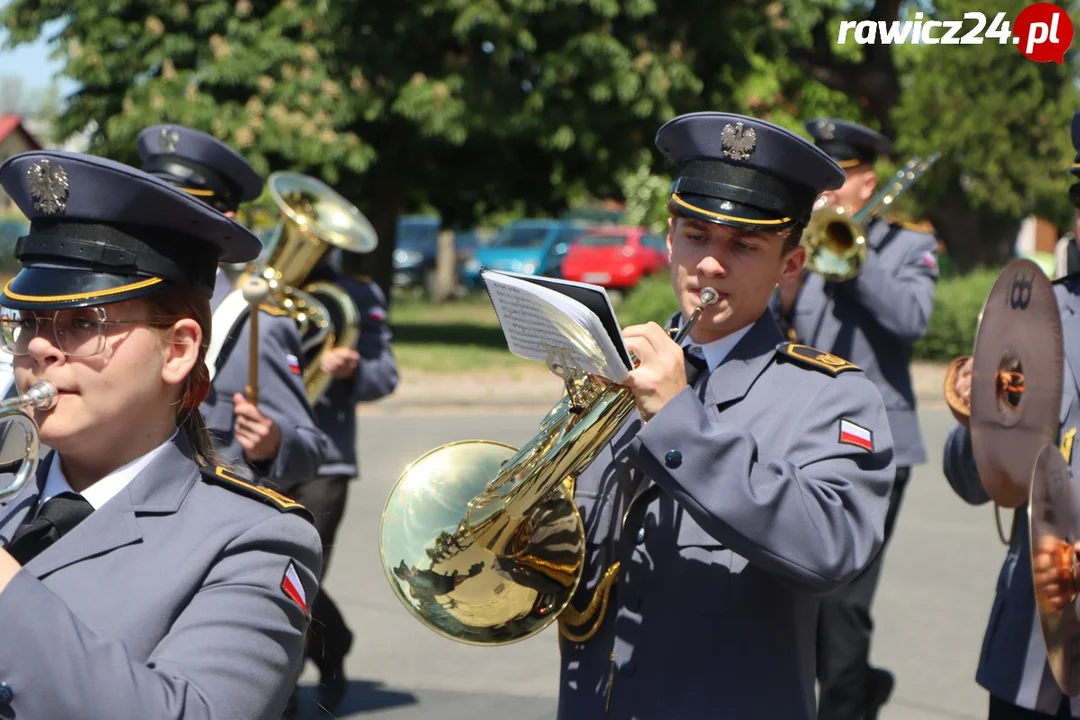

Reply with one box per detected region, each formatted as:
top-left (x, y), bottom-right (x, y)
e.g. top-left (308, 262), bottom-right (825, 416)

top-left (0, 150), bottom-right (263, 310)
top-left (656, 112), bottom-right (844, 229)
top-left (137, 124), bottom-right (263, 212)
top-left (805, 118), bottom-right (892, 169)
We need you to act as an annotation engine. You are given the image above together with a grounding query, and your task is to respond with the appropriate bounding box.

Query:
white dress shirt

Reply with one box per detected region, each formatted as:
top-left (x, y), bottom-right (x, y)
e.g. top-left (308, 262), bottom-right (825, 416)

top-left (681, 323), bottom-right (754, 374)
top-left (41, 432), bottom-right (177, 510)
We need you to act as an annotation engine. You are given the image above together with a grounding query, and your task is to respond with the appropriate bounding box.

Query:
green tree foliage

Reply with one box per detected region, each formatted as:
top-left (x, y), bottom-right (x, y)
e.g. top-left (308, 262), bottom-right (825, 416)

top-left (782, 0), bottom-right (1080, 271)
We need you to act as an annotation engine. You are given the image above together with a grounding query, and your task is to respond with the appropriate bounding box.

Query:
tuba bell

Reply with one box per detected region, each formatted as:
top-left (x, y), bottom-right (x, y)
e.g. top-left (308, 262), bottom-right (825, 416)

top-left (802, 152), bottom-right (941, 282)
top-left (255, 172), bottom-right (378, 404)
top-left (379, 288), bottom-right (719, 646)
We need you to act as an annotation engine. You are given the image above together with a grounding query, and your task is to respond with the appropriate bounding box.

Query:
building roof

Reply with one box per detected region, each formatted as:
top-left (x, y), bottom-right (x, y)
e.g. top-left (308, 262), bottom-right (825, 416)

top-left (0, 115), bottom-right (44, 150)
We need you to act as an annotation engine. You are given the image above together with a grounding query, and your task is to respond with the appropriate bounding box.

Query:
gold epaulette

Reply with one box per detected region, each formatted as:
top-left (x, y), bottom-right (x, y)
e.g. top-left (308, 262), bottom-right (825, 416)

top-left (353, 274), bottom-right (373, 284)
top-left (258, 303), bottom-right (289, 317)
top-left (776, 343), bottom-right (860, 376)
top-left (202, 466), bottom-right (311, 518)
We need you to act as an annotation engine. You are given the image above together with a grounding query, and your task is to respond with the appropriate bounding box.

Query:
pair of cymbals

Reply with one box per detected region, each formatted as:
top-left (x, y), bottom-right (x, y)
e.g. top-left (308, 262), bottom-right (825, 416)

top-left (970, 259), bottom-right (1063, 509)
top-left (969, 260), bottom-right (1080, 694)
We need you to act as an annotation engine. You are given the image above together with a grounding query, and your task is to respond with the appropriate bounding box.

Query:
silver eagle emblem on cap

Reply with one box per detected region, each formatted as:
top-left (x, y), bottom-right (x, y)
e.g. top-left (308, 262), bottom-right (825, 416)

top-left (27, 159), bottom-right (69, 215)
top-left (721, 122), bottom-right (756, 161)
top-left (816, 120), bottom-right (835, 140)
top-left (160, 126), bottom-right (180, 153)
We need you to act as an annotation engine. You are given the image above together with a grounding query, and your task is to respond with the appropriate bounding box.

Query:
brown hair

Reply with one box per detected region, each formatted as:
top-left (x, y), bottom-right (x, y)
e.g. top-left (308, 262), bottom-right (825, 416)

top-left (144, 284), bottom-right (220, 468)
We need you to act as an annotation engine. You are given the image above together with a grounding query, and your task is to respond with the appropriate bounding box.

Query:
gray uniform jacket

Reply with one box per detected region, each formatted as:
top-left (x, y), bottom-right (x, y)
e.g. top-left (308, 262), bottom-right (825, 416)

top-left (780, 217), bottom-right (939, 467)
top-left (557, 311), bottom-right (896, 720)
top-left (0, 435), bottom-right (322, 719)
top-left (943, 279), bottom-right (1080, 715)
top-left (201, 285), bottom-right (331, 488)
top-left (306, 268), bottom-right (399, 479)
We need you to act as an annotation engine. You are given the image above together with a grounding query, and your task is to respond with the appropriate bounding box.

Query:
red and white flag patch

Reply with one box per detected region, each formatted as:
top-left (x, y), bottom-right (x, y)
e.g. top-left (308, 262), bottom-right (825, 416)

top-left (285, 353), bottom-right (301, 375)
top-left (368, 306), bottom-right (387, 322)
top-left (921, 251), bottom-right (938, 271)
top-left (839, 419), bottom-right (874, 452)
top-left (281, 561), bottom-right (309, 616)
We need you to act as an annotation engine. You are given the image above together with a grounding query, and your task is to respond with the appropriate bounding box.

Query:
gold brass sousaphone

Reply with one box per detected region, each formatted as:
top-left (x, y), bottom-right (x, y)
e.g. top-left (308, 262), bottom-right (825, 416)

top-left (257, 172), bottom-right (378, 403)
top-left (801, 152), bottom-right (940, 282)
top-left (379, 288), bottom-right (720, 646)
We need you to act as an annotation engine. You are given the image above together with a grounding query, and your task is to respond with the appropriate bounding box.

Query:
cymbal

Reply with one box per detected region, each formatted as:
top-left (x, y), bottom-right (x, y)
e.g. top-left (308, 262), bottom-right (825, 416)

top-left (970, 259), bottom-right (1063, 508)
top-left (1029, 444), bottom-right (1080, 695)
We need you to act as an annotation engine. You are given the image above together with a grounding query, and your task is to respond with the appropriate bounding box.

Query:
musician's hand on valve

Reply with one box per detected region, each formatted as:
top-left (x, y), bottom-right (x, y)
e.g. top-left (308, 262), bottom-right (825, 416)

top-left (621, 322), bottom-right (688, 422)
top-left (233, 393), bottom-right (282, 462)
top-left (321, 347), bottom-right (360, 379)
top-left (1033, 534), bottom-right (1080, 613)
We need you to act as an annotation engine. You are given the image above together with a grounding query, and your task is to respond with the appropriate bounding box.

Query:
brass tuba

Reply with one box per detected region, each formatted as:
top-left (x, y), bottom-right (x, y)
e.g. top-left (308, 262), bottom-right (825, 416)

top-left (256, 172), bottom-right (378, 404)
top-left (379, 288), bottom-right (719, 646)
top-left (802, 152), bottom-right (941, 282)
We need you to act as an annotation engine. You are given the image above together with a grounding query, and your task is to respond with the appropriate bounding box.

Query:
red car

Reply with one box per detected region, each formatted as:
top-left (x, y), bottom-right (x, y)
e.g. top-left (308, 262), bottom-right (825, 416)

top-left (560, 225), bottom-right (669, 290)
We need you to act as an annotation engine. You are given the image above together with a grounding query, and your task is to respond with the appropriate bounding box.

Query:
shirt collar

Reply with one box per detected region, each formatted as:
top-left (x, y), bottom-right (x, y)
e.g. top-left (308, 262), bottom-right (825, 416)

top-left (680, 323), bottom-right (754, 373)
top-left (41, 431), bottom-right (177, 510)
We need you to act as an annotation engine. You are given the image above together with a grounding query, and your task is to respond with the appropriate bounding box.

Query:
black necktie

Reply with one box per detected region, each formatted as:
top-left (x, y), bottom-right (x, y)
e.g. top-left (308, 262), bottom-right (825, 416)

top-left (683, 346), bottom-right (708, 387)
top-left (5, 492), bottom-right (94, 565)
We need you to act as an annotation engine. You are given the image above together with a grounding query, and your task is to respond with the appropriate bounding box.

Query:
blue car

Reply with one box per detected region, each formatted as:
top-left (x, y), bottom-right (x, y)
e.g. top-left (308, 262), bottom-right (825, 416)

top-left (461, 219), bottom-right (586, 289)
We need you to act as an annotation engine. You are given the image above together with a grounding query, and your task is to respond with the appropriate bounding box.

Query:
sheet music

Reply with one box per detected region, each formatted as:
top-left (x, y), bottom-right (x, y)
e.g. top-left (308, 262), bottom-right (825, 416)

top-left (482, 270), bottom-right (630, 382)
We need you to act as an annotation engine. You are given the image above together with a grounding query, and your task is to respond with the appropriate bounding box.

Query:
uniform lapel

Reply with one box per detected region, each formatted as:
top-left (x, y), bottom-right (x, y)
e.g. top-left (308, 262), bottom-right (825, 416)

top-left (703, 312), bottom-right (784, 409)
top-left (26, 436), bottom-right (199, 579)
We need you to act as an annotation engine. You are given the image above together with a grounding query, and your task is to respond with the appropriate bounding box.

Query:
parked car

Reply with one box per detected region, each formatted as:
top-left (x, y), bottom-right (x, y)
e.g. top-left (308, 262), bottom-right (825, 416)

top-left (393, 215), bottom-right (440, 293)
top-left (461, 219), bottom-right (587, 289)
top-left (559, 225), bottom-right (669, 291)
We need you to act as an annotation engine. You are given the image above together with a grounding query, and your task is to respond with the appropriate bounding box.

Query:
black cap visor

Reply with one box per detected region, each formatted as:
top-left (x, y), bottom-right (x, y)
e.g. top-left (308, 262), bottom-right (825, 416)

top-left (2, 267), bottom-right (170, 311)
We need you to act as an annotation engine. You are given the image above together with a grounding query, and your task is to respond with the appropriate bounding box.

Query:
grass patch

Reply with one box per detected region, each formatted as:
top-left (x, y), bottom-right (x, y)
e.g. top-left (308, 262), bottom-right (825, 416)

top-left (388, 290), bottom-right (537, 373)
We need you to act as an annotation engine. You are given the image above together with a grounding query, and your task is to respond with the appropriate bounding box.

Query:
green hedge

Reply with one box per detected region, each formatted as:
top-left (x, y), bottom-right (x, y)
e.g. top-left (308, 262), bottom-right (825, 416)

top-left (618, 267), bottom-right (1006, 363)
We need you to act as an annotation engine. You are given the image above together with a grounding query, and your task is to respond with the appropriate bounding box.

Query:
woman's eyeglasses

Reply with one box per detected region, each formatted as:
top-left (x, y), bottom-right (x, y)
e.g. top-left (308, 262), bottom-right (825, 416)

top-left (0, 307), bottom-right (178, 358)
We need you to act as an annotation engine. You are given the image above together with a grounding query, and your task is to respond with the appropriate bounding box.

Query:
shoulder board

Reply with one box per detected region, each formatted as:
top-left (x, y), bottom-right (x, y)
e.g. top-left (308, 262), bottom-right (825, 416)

top-left (201, 466), bottom-right (312, 518)
top-left (257, 303), bottom-right (289, 317)
top-left (888, 219), bottom-right (933, 235)
top-left (351, 274), bottom-right (373, 284)
top-left (776, 343), bottom-right (860, 376)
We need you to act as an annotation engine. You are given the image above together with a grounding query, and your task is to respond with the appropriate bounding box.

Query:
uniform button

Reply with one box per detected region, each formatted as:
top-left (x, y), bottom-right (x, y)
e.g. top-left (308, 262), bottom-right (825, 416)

top-left (620, 660), bottom-right (637, 677)
top-left (665, 450), bottom-right (682, 468)
top-left (0, 682), bottom-right (14, 704)
top-left (635, 527), bottom-right (646, 544)
top-left (626, 594), bottom-right (643, 612)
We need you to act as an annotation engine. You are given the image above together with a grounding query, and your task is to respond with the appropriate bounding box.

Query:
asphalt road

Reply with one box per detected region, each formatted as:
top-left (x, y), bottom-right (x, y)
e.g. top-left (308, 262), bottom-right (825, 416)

top-left (294, 404), bottom-right (1010, 719)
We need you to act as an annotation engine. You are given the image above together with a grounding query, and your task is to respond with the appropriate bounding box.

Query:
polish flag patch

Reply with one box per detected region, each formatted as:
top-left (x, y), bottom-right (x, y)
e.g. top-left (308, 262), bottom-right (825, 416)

top-left (839, 419), bottom-right (874, 452)
top-left (369, 306), bottom-right (387, 322)
top-left (921, 251), bottom-right (938, 270)
top-left (281, 562), bottom-right (309, 616)
top-left (285, 353), bottom-right (301, 375)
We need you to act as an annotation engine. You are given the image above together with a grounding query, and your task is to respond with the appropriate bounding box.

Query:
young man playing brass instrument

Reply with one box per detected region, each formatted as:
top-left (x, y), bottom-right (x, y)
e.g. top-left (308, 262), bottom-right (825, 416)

top-left (554, 112), bottom-right (897, 719)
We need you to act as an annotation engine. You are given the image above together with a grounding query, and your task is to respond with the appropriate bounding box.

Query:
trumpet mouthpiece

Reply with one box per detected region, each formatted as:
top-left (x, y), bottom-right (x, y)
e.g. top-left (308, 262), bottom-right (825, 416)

top-left (25, 381), bottom-right (57, 411)
top-left (699, 287), bottom-right (720, 306)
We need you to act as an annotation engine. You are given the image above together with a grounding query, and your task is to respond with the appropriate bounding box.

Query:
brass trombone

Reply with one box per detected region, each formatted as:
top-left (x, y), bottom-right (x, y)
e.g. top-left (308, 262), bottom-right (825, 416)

top-left (802, 152), bottom-right (941, 282)
top-left (379, 288), bottom-right (719, 646)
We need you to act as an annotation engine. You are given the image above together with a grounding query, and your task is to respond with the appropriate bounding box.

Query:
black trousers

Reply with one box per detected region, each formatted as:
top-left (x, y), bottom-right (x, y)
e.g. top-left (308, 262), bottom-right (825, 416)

top-left (989, 695), bottom-right (1072, 719)
top-left (816, 466), bottom-right (911, 720)
top-left (283, 475), bottom-right (353, 675)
